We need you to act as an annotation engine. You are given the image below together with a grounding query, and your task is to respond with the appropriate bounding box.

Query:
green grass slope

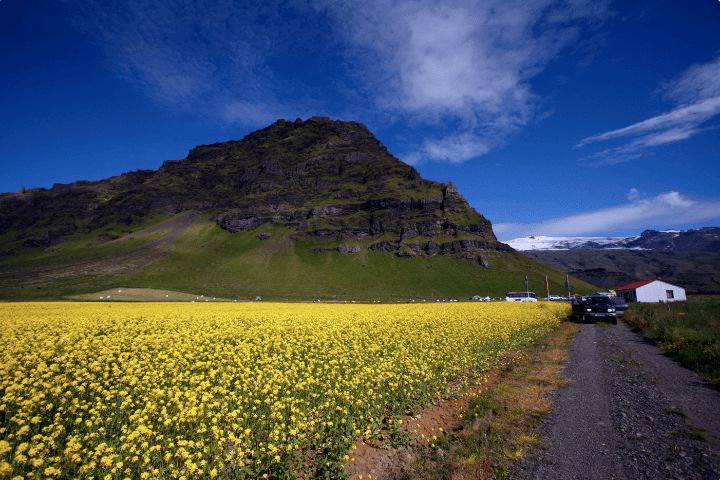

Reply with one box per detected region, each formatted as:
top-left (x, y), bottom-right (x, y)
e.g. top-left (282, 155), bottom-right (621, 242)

top-left (0, 213), bottom-right (599, 301)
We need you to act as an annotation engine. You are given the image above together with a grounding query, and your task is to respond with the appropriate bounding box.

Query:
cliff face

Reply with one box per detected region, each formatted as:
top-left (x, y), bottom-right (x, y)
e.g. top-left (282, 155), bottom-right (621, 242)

top-left (0, 117), bottom-right (508, 257)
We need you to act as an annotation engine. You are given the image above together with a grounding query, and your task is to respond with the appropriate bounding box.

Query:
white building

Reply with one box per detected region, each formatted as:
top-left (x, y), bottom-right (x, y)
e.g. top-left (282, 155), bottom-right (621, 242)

top-left (616, 279), bottom-right (686, 303)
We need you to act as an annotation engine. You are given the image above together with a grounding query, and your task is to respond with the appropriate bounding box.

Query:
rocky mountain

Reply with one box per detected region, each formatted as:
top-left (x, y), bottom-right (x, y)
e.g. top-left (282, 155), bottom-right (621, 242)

top-left (4, 117), bottom-right (584, 302)
top-left (1, 117), bottom-right (508, 259)
top-left (507, 228), bottom-right (720, 252)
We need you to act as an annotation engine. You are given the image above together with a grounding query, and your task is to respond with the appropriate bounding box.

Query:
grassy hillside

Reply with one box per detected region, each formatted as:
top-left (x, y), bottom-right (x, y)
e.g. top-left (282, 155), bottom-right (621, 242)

top-left (0, 213), bottom-right (598, 301)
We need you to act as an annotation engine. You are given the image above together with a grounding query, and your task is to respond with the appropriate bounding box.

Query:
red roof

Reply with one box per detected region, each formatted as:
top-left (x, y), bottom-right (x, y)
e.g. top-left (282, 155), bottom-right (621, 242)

top-left (616, 279), bottom-right (656, 291)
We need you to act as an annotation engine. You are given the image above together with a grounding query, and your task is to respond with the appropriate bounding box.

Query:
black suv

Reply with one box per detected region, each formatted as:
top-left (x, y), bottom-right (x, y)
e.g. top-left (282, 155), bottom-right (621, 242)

top-left (571, 295), bottom-right (618, 324)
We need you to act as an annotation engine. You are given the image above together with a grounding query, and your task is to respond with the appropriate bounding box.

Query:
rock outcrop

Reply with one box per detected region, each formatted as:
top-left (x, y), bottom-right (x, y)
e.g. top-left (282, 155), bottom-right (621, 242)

top-left (217, 213), bottom-right (269, 233)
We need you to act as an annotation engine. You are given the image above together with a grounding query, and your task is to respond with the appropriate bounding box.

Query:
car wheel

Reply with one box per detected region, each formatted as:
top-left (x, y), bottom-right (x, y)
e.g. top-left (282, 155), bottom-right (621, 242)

top-left (611, 315), bottom-right (618, 325)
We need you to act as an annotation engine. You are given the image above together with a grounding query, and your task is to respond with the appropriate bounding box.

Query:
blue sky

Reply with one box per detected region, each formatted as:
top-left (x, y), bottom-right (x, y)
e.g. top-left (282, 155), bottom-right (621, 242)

top-left (2, 0), bottom-right (719, 241)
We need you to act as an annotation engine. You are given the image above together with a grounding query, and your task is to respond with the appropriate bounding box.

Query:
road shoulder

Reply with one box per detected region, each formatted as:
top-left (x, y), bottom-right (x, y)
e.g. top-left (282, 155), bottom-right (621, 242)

top-left (513, 321), bottom-right (720, 480)
top-left (614, 321), bottom-right (720, 438)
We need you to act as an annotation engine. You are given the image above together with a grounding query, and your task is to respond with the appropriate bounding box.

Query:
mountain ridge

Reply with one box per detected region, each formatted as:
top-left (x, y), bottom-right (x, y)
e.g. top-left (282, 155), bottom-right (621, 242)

top-left (1, 116), bottom-right (508, 260)
top-left (507, 227), bottom-right (720, 252)
top-left (522, 249), bottom-right (720, 294)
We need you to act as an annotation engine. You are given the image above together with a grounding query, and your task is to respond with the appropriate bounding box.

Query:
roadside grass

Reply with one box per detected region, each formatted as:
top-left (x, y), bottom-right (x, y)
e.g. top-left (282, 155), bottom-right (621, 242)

top-left (679, 423), bottom-right (710, 443)
top-left (624, 297), bottom-right (720, 389)
top-left (401, 319), bottom-right (579, 479)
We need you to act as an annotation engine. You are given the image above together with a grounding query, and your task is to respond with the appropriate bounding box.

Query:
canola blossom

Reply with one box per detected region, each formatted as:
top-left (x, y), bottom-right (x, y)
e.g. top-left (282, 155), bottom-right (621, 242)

top-left (0, 301), bottom-right (568, 479)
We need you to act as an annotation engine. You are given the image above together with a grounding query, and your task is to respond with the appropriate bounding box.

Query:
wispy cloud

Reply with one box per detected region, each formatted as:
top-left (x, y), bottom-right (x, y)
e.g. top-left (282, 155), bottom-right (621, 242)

top-left (61, 0), bottom-right (325, 124)
top-left (577, 55), bottom-right (720, 165)
top-left (319, 0), bottom-right (612, 163)
top-left (402, 133), bottom-right (492, 165)
top-left (494, 190), bottom-right (720, 241)
top-left (59, 0), bottom-right (611, 156)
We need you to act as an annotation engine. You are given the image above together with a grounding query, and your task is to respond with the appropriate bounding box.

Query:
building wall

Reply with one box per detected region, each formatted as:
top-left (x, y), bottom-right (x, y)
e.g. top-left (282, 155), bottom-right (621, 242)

top-left (636, 280), bottom-right (686, 302)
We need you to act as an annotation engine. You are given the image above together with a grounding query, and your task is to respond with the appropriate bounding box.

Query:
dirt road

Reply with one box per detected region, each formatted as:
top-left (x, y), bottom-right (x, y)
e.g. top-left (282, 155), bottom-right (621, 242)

top-left (514, 321), bottom-right (720, 479)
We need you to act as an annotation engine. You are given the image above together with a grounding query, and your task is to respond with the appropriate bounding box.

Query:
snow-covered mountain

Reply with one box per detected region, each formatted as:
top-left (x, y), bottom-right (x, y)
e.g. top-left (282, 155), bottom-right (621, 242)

top-left (506, 235), bottom-right (632, 251)
top-left (505, 227), bottom-right (720, 252)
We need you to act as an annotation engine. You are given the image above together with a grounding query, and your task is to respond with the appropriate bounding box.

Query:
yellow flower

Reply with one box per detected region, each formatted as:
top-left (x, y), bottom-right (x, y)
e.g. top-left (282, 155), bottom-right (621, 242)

top-left (0, 301), bottom-right (566, 478)
top-left (0, 463), bottom-right (13, 477)
top-left (44, 466), bottom-right (62, 476)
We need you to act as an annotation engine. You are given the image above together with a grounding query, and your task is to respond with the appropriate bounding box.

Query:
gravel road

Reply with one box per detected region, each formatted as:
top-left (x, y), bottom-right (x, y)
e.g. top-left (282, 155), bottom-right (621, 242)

top-left (513, 320), bottom-right (720, 480)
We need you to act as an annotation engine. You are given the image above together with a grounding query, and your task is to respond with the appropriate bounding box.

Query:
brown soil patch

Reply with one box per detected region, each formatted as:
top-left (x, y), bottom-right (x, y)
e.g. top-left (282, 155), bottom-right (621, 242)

top-left (343, 371), bottom-right (501, 479)
top-left (343, 321), bottom-right (578, 480)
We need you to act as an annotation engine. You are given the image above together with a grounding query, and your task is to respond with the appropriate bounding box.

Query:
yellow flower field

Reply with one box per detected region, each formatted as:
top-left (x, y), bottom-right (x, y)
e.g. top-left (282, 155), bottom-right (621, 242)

top-left (0, 301), bottom-right (568, 479)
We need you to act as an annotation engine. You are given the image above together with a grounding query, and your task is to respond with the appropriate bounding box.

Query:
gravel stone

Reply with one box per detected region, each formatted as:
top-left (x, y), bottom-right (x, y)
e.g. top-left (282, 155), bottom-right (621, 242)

top-left (510, 321), bottom-right (720, 480)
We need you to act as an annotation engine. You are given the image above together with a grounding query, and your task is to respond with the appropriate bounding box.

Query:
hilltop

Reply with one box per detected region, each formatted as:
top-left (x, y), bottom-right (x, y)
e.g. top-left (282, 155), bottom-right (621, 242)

top-left (0, 117), bottom-right (598, 300)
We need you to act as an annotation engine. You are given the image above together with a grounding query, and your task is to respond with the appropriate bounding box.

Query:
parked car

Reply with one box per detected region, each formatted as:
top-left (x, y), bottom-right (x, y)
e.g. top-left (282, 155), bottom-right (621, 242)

top-left (505, 292), bottom-right (538, 302)
top-left (571, 295), bottom-right (618, 324)
top-left (611, 297), bottom-right (628, 315)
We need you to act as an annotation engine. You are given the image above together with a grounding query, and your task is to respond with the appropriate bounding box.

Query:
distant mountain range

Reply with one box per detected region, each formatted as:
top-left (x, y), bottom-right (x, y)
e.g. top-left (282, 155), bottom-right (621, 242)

top-left (506, 227), bottom-right (720, 252)
top-left (509, 228), bottom-right (720, 294)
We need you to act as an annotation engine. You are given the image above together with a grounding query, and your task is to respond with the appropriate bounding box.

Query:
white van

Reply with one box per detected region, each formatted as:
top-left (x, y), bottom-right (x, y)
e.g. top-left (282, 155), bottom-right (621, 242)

top-left (505, 292), bottom-right (537, 302)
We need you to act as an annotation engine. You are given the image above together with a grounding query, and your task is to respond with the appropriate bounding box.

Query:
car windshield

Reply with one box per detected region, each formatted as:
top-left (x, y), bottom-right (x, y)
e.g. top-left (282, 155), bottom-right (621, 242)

top-left (507, 292), bottom-right (536, 298)
top-left (585, 297), bottom-right (611, 306)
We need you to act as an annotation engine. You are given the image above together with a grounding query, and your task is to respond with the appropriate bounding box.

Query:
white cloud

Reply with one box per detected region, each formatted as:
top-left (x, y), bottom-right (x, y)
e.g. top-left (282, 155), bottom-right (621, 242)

top-left (627, 188), bottom-right (639, 200)
top-left (60, 0), bottom-right (612, 152)
top-left (661, 55), bottom-right (720, 104)
top-left (320, 0), bottom-right (612, 163)
top-left (576, 98), bottom-right (720, 147)
top-left (494, 191), bottom-right (720, 241)
top-left (577, 55), bottom-right (720, 165)
top-left (402, 133), bottom-right (492, 165)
